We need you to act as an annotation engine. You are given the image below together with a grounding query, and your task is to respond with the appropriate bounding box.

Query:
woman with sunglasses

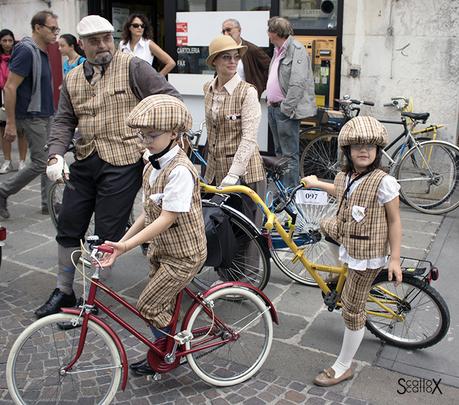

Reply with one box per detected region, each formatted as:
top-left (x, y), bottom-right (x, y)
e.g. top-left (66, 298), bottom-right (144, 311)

top-left (119, 14), bottom-right (175, 76)
top-left (203, 35), bottom-right (266, 229)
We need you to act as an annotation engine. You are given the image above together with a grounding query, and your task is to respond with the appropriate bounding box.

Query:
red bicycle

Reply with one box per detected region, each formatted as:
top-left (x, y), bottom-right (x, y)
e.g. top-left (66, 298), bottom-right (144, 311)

top-left (6, 237), bottom-right (277, 404)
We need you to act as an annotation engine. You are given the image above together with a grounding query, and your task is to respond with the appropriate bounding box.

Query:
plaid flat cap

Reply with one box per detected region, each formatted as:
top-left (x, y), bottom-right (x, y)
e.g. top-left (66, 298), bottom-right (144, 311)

top-left (126, 95), bottom-right (192, 133)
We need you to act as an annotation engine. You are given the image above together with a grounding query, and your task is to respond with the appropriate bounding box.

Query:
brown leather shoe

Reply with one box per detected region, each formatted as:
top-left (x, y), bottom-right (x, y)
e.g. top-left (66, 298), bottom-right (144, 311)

top-left (313, 367), bottom-right (353, 387)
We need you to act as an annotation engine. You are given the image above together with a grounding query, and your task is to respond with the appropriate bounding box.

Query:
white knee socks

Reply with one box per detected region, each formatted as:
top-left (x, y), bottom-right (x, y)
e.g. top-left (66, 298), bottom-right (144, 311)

top-left (332, 326), bottom-right (365, 378)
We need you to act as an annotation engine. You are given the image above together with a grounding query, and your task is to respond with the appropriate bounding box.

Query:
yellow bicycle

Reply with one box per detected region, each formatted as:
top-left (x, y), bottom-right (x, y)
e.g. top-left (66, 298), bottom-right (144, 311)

top-left (201, 182), bottom-right (450, 349)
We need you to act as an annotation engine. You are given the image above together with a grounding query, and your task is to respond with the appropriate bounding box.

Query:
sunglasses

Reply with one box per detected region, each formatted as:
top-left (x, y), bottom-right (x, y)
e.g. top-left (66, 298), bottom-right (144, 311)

top-left (42, 24), bottom-right (60, 34)
top-left (219, 53), bottom-right (241, 62)
top-left (221, 27), bottom-right (233, 34)
top-left (130, 23), bottom-right (145, 29)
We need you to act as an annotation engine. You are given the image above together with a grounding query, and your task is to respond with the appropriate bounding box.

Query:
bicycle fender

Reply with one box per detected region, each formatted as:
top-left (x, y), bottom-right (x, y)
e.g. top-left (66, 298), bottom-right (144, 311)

top-left (61, 308), bottom-right (129, 391)
top-left (182, 281), bottom-right (279, 326)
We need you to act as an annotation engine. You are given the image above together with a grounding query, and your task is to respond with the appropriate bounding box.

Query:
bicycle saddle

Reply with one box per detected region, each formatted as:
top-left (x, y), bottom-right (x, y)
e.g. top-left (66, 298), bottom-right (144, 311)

top-left (401, 112), bottom-right (430, 123)
top-left (262, 156), bottom-right (290, 176)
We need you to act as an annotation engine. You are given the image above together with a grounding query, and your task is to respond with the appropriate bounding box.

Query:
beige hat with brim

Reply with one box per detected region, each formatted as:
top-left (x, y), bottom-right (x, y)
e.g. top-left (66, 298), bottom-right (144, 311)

top-left (126, 95), bottom-right (192, 133)
top-left (206, 35), bottom-right (247, 67)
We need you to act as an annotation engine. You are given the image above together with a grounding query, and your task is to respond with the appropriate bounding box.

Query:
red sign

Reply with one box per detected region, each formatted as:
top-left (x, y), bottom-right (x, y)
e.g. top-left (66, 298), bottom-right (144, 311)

top-left (176, 36), bottom-right (188, 46)
top-left (176, 22), bottom-right (188, 33)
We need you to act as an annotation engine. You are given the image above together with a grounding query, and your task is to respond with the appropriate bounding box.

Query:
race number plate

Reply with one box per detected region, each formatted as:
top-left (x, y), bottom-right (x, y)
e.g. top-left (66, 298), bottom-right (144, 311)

top-left (295, 189), bottom-right (328, 205)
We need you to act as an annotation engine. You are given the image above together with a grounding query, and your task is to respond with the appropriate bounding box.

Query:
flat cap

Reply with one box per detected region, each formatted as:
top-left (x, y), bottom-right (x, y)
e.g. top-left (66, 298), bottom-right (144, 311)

top-left (77, 15), bottom-right (114, 37)
top-left (126, 95), bottom-right (192, 133)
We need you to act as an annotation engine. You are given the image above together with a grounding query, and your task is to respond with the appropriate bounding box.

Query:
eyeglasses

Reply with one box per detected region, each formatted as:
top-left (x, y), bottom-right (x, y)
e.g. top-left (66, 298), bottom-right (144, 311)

top-left (219, 53), bottom-right (241, 62)
top-left (221, 27), bottom-right (233, 34)
top-left (130, 23), bottom-right (145, 29)
top-left (350, 144), bottom-right (377, 152)
top-left (42, 24), bottom-right (60, 34)
top-left (136, 129), bottom-right (165, 142)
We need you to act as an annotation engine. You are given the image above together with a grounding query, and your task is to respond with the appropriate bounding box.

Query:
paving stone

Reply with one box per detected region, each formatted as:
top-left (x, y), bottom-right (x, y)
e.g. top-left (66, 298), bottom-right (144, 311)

top-left (305, 396), bottom-right (326, 405)
top-left (285, 389), bottom-right (307, 402)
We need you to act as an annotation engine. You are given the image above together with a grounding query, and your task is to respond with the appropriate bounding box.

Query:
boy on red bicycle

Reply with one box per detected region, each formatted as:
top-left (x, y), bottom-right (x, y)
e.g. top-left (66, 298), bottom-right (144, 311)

top-left (100, 94), bottom-right (207, 375)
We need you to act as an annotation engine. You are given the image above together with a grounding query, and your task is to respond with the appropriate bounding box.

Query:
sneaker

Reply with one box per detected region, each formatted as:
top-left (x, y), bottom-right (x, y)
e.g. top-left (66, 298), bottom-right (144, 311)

top-left (0, 161), bottom-right (12, 174)
top-left (18, 160), bottom-right (26, 171)
top-left (0, 195), bottom-right (10, 219)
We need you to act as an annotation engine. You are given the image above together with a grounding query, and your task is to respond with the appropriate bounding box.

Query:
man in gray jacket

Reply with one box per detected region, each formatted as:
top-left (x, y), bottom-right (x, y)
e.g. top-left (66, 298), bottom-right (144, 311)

top-left (266, 16), bottom-right (316, 188)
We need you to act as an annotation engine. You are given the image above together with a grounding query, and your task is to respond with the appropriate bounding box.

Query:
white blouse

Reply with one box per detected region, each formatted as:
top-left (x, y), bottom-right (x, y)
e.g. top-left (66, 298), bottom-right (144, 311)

top-left (338, 174), bottom-right (400, 270)
top-left (119, 37), bottom-right (153, 65)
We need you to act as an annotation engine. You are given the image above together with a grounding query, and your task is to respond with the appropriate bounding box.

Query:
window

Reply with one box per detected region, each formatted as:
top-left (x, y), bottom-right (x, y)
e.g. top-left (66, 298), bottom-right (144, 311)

top-left (280, 0), bottom-right (338, 30)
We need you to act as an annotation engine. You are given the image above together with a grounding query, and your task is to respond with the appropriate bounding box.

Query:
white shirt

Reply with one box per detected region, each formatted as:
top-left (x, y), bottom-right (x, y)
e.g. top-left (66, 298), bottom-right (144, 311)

top-left (237, 59), bottom-right (245, 80)
top-left (119, 37), bottom-right (153, 65)
top-left (144, 145), bottom-right (194, 212)
top-left (339, 174), bottom-right (400, 270)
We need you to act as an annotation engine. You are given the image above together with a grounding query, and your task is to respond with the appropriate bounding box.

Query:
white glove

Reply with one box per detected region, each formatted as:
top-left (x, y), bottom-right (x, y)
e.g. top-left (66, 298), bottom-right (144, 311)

top-left (46, 155), bottom-right (69, 182)
top-left (220, 173), bottom-right (240, 187)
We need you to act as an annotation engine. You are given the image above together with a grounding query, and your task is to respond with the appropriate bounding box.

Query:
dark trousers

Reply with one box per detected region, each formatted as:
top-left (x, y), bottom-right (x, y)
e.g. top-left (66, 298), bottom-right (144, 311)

top-left (56, 153), bottom-right (143, 247)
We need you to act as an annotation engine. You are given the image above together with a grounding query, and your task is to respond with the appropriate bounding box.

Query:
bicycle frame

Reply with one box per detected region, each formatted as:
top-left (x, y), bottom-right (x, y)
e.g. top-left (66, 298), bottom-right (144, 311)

top-left (201, 183), bottom-right (408, 321)
top-left (60, 258), bottom-right (277, 391)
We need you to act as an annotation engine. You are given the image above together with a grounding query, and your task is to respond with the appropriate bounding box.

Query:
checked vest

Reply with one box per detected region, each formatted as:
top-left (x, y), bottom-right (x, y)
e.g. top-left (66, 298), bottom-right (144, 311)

top-left (321, 169), bottom-right (389, 260)
top-left (203, 80), bottom-right (265, 185)
top-left (65, 51), bottom-right (142, 166)
top-left (143, 148), bottom-right (207, 263)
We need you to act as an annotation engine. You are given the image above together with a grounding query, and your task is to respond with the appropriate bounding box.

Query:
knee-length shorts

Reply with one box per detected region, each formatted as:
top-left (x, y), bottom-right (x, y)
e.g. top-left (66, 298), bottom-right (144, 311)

top-left (341, 267), bottom-right (381, 330)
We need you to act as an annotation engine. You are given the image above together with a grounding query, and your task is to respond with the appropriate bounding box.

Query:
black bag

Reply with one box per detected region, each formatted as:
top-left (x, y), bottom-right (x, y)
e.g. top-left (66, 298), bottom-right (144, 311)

top-left (203, 204), bottom-right (237, 268)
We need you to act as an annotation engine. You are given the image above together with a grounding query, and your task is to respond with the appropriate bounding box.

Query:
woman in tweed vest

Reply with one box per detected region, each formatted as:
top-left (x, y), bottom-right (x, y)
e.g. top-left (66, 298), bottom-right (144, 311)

top-left (100, 95), bottom-right (207, 376)
top-left (203, 35), bottom-right (266, 221)
top-left (303, 116), bottom-right (402, 387)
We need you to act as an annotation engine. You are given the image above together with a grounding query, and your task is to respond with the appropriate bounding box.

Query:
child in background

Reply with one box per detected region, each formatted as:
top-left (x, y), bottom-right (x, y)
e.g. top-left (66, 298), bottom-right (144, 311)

top-left (303, 116), bottom-right (402, 386)
top-left (100, 95), bottom-right (207, 376)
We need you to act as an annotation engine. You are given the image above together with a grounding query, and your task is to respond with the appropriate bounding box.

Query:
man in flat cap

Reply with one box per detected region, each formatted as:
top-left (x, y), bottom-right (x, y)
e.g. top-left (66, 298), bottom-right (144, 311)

top-left (35, 15), bottom-right (182, 318)
top-left (99, 95), bottom-right (206, 375)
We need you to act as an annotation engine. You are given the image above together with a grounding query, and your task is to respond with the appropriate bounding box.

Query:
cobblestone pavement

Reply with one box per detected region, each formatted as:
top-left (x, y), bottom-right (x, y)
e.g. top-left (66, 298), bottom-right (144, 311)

top-left (0, 285), bottom-right (370, 405)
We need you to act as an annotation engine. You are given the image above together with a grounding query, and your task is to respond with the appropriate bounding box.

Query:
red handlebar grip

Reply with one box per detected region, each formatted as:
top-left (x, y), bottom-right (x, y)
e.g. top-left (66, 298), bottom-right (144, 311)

top-left (98, 244), bottom-right (114, 254)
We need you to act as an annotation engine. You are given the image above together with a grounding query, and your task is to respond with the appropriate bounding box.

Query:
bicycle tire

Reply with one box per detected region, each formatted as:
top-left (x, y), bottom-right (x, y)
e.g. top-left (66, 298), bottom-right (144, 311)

top-left (389, 136), bottom-right (431, 206)
top-left (270, 196), bottom-right (340, 286)
top-left (6, 313), bottom-right (122, 404)
top-left (395, 140), bottom-right (459, 214)
top-left (185, 286), bottom-right (273, 386)
top-left (193, 207), bottom-right (271, 292)
top-left (365, 272), bottom-right (450, 349)
top-left (48, 181), bottom-right (65, 230)
top-left (300, 130), bottom-right (339, 180)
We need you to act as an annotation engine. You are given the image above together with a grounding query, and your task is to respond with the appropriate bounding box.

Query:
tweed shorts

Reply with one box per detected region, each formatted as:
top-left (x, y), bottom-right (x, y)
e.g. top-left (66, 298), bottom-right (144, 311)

top-left (341, 267), bottom-right (381, 330)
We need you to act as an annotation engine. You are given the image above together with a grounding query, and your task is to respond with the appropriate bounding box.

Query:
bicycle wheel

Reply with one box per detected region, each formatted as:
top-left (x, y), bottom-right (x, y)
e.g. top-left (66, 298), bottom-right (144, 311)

top-left (185, 286), bottom-right (273, 386)
top-left (395, 140), bottom-right (459, 214)
top-left (48, 181), bottom-right (65, 230)
top-left (193, 213), bottom-right (271, 292)
top-left (389, 136), bottom-right (431, 207)
top-left (270, 196), bottom-right (340, 286)
top-left (6, 313), bottom-right (122, 404)
top-left (300, 131), bottom-right (339, 180)
top-left (366, 272), bottom-right (450, 349)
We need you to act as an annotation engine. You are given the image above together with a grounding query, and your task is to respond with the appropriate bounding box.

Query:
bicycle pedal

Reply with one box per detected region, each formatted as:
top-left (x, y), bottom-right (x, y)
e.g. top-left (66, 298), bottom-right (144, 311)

top-left (174, 330), bottom-right (194, 345)
top-left (324, 290), bottom-right (339, 312)
top-left (147, 373), bottom-right (161, 381)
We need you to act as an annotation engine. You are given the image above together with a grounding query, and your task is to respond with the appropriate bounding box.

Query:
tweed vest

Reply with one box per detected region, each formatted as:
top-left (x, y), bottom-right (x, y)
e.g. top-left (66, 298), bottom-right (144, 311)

top-left (203, 80), bottom-right (265, 185)
top-left (66, 51), bottom-right (142, 166)
top-left (321, 169), bottom-right (389, 260)
top-left (143, 148), bottom-right (207, 261)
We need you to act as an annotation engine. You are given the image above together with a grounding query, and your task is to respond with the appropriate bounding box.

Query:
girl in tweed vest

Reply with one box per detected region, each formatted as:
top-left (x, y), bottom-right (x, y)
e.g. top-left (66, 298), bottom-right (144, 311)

top-left (303, 116), bottom-right (402, 387)
top-left (100, 95), bottom-right (207, 376)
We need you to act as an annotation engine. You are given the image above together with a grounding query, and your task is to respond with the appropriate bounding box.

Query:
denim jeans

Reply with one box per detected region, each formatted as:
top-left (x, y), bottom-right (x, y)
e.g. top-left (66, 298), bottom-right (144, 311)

top-left (0, 117), bottom-right (52, 209)
top-left (268, 106), bottom-right (300, 188)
